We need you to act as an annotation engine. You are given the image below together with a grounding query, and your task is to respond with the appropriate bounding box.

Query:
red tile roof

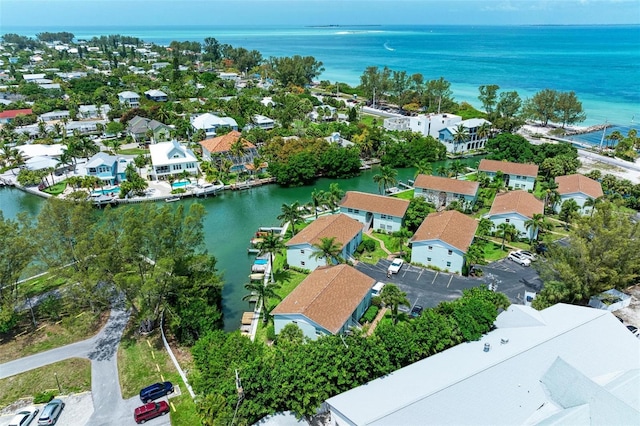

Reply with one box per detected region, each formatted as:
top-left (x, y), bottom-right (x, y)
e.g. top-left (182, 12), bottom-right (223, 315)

top-left (555, 174), bottom-right (603, 199)
top-left (478, 159), bottom-right (538, 177)
top-left (414, 174), bottom-right (479, 196)
top-left (0, 108), bottom-right (33, 119)
top-left (411, 210), bottom-right (478, 252)
top-left (339, 191), bottom-right (410, 218)
top-left (286, 214), bottom-right (362, 248)
top-left (488, 190), bottom-right (544, 219)
top-left (199, 130), bottom-right (255, 154)
top-left (271, 264), bottom-right (375, 334)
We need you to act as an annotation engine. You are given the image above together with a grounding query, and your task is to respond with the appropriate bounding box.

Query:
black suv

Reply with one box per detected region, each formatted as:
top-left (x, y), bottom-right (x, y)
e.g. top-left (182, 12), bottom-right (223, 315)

top-left (410, 305), bottom-right (424, 318)
top-left (139, 382), bottom-right (174, 403)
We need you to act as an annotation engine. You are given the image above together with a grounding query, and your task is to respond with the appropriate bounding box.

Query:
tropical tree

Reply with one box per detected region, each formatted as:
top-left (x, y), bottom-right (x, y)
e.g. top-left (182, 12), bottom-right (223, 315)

top-left (325, 183), bottom-right (344, 212)
top-left (496, 222), bottom-right (518, 250)
top-left (559, 199), bottom-right (580, 227)
top-left (584, 196), bottom-right (604, 217)
top-left (436, 165), bottom-right (449, 177)
top-left (476, 218), bottom-right (495, 242)
top-left (256, 232), bottom-right (285, 282)
top-left (372, 165), bottom-right (398, 194)
top-left (476, 121), bottom-right (492, 141)
top-left (311, 236), bottom-right (343, 265)
top-left (449, 160), bottom-right (466, 180)
top-left (380, 284), bottom-right (410, 325)
top-left (242, 280), bottom-right (282, 325)
top-left (392, 228), bottom-right (412, 255)
top-left (414, 159), bottom-right (432, 178)
top-left (524, 213), bottom-right (550, 241)
top-left (229, 138), bottom-right (247, 164)
top-left (277, 202), bottom-right (304, 236)
top-left (465, 242), bottom-right (485, 274)
top-left (106, 138), bottom-right (122, 155)
top-left (310, 189), bottom-right (326, 219)
top-left (452, 124), bottom-right (469, 154)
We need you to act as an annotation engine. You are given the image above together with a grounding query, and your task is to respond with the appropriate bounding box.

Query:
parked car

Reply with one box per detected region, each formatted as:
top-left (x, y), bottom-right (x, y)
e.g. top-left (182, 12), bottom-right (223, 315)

top-left (134, 401), bottom-right (170, 424)
top-left (388, 258), bottom-right (404, 274)
top-left (139, 381), bottom-right (174, 403)
top-left (9, 407), bottom-right (39, 426)
top-left (410, 305), bottom-right (424, 318)
top-left (507, 251), bottom-right (531, 267)
top-left (516, 250), bottom-right (537, 262)
top-left (371, 282), bottom-right (385, 297)
top-left (37, 399), bottom-right (64, 425)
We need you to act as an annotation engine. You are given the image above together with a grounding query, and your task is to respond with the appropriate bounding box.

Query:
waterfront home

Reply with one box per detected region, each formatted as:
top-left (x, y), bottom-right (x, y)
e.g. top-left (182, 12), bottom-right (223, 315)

top-left (325, 303), bottom-right (640, 425)
top-left (486, 190), bottom-right (544, 240)
top-left (117, 91), bottom-right (140, 108)
top-left (554, 173), bottom-right (604, 215)
top-left (0, 108), bottom-right (33, 124)
top-left (86, 152), bottom-right (131, 185)
top-left (39, 110), bottom-right (70, 122)
top-left (439, 118), bottom-right (492, 154)
top-left (414, 174), bottom-right (479, 210)
top-left (127, 116), bottom-right (172, 143)
top-left (285, 213), bottom-right (363, 270)
top-left (191, 113), bottom-right (238, 137)
top-left (17, 143), bottom-right (66, 174)
top-left (384, 113), bottom-right (462, 138)
top-left (148, 140), bottom-right (198, 181)
top-left (272, 264), bottom-right (374, 340)
top-left (339, 191), bottom-right (410, 232)
top-left (478, 159), bottom-right (538, 191)
top-left (410, 210), bottom-right (478, 274)
top-left (199, 130), bottom-right (258, 173)
top-left (144, 89), bottom-right (168, 102)
top-left (325, 132), bottom-right (354, 148)
top-left (78, 104), bottom-right (110, 119)
top-left (252, 114), bottom-right (275, 130)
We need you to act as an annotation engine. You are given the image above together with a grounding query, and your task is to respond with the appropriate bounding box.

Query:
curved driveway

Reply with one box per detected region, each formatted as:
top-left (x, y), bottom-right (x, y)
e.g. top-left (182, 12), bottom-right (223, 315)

top-left (0, 305), bottom-right (170, 426)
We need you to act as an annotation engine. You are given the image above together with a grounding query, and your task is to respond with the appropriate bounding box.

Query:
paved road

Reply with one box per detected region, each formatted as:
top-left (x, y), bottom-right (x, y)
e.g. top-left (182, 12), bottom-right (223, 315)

top-left (0, 302), bottom-right (171, 426)
top-left (356, 258), bottom-right (541, 311)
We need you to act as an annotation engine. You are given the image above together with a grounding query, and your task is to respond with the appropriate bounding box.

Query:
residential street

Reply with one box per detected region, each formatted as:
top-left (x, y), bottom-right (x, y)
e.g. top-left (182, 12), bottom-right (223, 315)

top-left (0, 303), bottom-right (171, 426)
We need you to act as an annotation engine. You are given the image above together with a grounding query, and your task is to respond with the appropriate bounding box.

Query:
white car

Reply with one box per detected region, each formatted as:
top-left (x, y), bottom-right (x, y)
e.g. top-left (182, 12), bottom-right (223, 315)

top-left (516, 250), bottom-right (537, 262)
top-left (388, 258), bottom-right (404, 274)
top-left (8, 407), bottom-right (39, 426)
top-left (508, 251), bottom-right (531, 267)
top-left (371, 282), bottom-right (386, 297)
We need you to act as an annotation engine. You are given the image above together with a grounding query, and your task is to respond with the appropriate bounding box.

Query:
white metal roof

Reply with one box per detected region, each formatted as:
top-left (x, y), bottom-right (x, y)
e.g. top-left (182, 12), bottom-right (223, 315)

top-left (191, 113), bottom-right (237, 129)
top-left (326, 304), bottom-right (640, 425)
top-left (149, 140), bottom-right (197, 167)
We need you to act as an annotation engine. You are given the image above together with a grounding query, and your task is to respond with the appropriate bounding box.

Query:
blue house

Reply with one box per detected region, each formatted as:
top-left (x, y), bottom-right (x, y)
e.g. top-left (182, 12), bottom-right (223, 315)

top-left (85, 152), bottom-right (131, 185)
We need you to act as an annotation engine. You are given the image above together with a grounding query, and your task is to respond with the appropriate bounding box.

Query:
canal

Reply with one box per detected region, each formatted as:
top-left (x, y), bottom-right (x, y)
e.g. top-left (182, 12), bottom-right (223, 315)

top-left (0, 157), bottom-right (483, 330)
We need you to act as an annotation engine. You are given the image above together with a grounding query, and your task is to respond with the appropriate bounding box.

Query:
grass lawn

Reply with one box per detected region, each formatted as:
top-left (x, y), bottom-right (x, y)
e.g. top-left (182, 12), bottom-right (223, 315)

top-left (118, 148), bottom-right (148, 156)
top-left (0, 311), bottom-right (107, 363)
top-left (482, 241), bottom-right (510, 262)
top-left (392, 189), bottom-right (414, 200)
top-left (19, 274), bottom-right (67, 298)
top-left (0, 358), bottom-right (91, 408)
top-left (43, 181), bottom-right (67, 196)
top-left (372, 231), bottom-right (398, 253)
top-left (117, 325), bottom-right (198, 425)
top-left (356, 235), bottom-right (389, 265)
top-left (359, 114), bottom-right (381, 127)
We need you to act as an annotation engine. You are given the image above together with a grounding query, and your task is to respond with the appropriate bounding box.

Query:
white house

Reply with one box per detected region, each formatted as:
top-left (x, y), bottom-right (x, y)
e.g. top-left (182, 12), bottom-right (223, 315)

top-left (39, 110), bottom-right (70, 122)
top-left (414, 174), bottom-right (479, 210)
top-left (326, 303), bottom-right (640, 426)
top-left (438, 118), bottom-right (492, 154)
top-left (383, 113), bottom-right (462, 139)
top-left (144, 89), bottom-right (168, 102)
top-left (339, 191), bottom-right (410, 233)
top-left (190, 113), bottom-right (238, 137)
top-left (252, 114), bottom-right (275, 130)
top-left (271, 264), bottom-right (374, 340)
top-left (117, 91), bottom-right (140, 108)
top-left (285, 214), bottom-right (363, 271)
top-left (78, 104), bottom-right (111, 119)
top-left (148, 140), bottom-right (199, 180)
top-left (486, 190), bottom-right (544, 240)
top-left (555, 173), bottom-right (604, 215)
top-left (478, 159), bottom-right (539, 191)
top-left (410, 210), bottom-right (478, 274)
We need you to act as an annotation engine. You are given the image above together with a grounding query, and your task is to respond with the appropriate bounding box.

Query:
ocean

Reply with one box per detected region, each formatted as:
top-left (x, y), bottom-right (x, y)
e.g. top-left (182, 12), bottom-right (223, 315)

top-left (3, 24), bottom-right (640, 128)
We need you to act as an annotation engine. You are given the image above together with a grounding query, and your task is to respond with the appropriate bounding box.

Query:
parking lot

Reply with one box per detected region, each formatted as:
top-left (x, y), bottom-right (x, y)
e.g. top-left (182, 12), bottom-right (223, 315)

top-left (356, 257), bottom-right (543, 312)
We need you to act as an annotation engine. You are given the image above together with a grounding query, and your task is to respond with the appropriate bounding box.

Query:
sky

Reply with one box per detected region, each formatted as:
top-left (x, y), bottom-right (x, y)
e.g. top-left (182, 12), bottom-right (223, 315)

top-left (0, 0), bottom-right (639, 28)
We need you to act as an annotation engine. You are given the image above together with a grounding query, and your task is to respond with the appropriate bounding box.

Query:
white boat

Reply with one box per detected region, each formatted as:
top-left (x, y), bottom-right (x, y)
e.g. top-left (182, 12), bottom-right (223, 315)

top-left (165, 196), bottom-right (181, 203)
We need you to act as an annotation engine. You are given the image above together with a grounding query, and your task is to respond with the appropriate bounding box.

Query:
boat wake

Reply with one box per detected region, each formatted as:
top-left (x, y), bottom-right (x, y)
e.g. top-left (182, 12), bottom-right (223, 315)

top-left (383, 42), bottom-right (395, 51)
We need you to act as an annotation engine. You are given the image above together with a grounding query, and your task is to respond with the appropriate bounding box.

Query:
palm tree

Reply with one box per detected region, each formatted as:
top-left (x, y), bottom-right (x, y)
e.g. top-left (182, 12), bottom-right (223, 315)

top-left (559, 199), bottom-right (580, 227)
top-left (277, 202), bottom-right (304, 236)
top-left (310, 189), bottom-right (326, 219)
top-left (326, 183), bottom-right (344, 212)
top-left (242, 280), bottom-right (282, 325)
top-left (311, 236), bottom-right (343, 265)
top-left (476, 218), bottom-right (495, 242)
top-left (452, 123), bottom-right (470, 154)
top-left (496, 222), bottom-right (518, 250)
top-left (106, 138), bottom-right (122, 155)
top-left (524, 213), bottom-right (550, 241)
top-left (449, 160), bottom-right (466, 180)
top-left (539, 179), bottom-right (559, 211)
top-left (476, 121), bottom-right (491, 142)
top-left (380, 284), bottom-right (410, 325)
top-left (584, 196), bottom-right (604, 217)
top-left (414, 159), bottom-right (432, 178)
top-left (256, 232), bottom-right (285, 283)
top-left (465, 242), bottom-right (485, 275)
top-left (372, 165), bottom-right (398, 194)
top-left (392, 228), bottom-right (412, 255)
top-left (436, 165), bottom-right (449, 177)
top-left (229, 138), bottom-right (247, 165)
top-left (56, 148), bottom-right (74, 178)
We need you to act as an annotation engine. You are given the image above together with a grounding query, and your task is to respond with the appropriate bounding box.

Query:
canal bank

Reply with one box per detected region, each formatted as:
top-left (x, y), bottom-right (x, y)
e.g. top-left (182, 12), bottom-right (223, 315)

top-left (0, 157), bottom-right (483, 330)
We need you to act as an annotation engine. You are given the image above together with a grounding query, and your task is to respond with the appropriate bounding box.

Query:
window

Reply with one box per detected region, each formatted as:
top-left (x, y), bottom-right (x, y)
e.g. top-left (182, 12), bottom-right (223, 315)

top-left (300, 249), bottom-right (304, 254)
top-left (428, 246), bottom-right (433, 250)
top-left (301, 261), bottom-right (305, 266)
top-left (427, 257), bottom-right (431, 262)
top-left (353, 209), bottom-right (360, 214)
top-left (347, 208), bottom-right (353, 213)
top-left (448, 250), bottom-right (452, 255)
top-left (505, 218), bottom-right (510, 223)
top-left (446, 261), bottom-right (451, 267)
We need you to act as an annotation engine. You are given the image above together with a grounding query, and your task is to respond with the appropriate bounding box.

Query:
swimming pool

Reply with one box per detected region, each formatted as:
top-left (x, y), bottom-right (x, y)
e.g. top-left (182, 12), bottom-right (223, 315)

top-left (254, 259), bottom-right (268, 265)
top-left (92, 187), bottom-right (120, 196)
top-left (172, 180), bottom-right (191, 188)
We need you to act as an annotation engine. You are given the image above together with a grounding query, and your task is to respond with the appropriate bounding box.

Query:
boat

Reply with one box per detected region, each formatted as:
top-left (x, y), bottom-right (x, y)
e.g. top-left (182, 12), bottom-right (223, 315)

top-left (165, 196), bottom-right (181, 203)
top-left (247, 237), bottom-right (263, 254)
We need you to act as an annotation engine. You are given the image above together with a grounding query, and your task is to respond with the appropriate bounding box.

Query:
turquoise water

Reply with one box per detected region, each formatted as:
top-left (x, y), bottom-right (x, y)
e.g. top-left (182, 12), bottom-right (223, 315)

top-left (4, 24), bottom-right (639, 125)
top-left (0, 158), bottom-right (482, 330)
top-left (172, 180), bottom-right (190, 188)
top-left (92, 187), bottom-right (120, 195)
